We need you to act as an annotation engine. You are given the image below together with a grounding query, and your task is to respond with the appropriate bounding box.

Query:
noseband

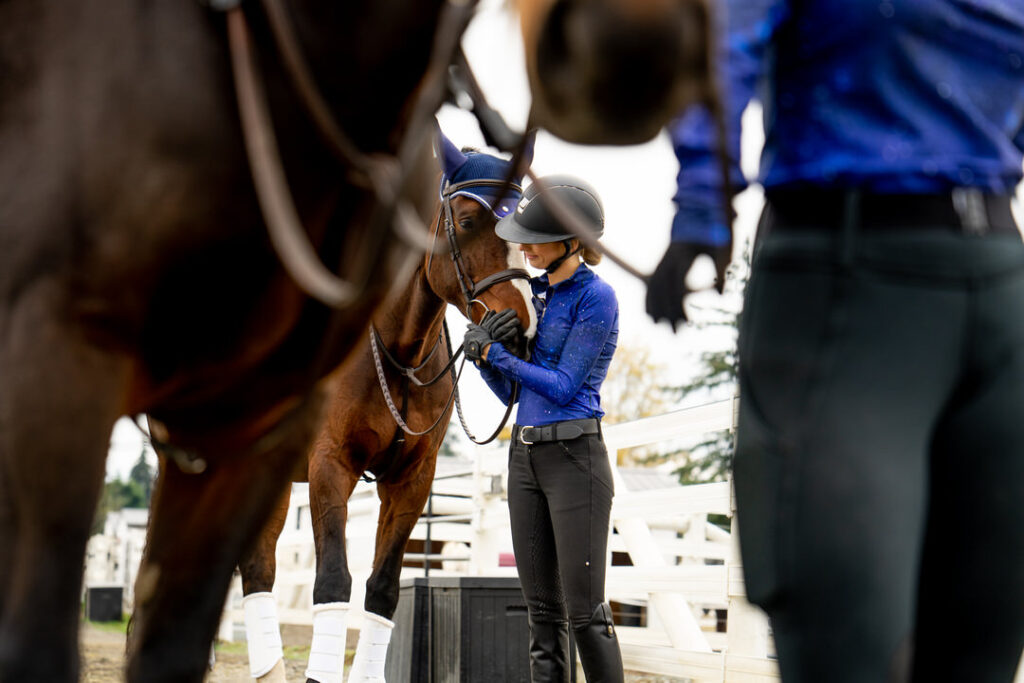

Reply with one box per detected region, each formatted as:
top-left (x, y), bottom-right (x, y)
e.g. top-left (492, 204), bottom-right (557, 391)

top-left (432, 178), bottom-right (531, 312)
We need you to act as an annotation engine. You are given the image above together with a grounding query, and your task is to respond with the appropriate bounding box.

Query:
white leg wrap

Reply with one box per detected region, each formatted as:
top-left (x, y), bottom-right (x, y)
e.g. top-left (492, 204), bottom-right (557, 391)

top-left (304, 602), bottom-right (350, 683)
top-left (347, 611), bottom-right (395, 683)
top-left (242, 592), bottom-right (284, 679)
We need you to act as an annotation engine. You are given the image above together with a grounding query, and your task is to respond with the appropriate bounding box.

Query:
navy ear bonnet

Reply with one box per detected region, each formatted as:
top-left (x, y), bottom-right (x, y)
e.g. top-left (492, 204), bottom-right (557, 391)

top-left (435, 126), bottom-right (534, 218)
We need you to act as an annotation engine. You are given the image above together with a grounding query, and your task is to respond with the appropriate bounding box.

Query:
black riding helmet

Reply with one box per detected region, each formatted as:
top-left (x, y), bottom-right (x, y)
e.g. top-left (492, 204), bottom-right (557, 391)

top-left (496, 175), bottom-right (604, 273)
top-left (496, 175), bottom-right (604, 243)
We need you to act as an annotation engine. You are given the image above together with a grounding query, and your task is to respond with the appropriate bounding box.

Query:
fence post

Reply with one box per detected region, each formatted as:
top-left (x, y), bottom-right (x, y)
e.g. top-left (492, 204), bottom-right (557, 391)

top-left (470, 450), bottom-right (504, 575)
top-left (603, 432), bottom-right (712, 653)
top-left (726, 497), bottom-right (772, 660)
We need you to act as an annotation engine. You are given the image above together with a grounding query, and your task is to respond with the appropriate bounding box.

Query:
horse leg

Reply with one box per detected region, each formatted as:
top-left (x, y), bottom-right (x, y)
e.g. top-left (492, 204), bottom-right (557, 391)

top-left (237, 487), bottom-right (292, 682)
top-left (348, 451), bottom-right (437, 683)
top-left (126, 401), bottom-right (323, 682)
top-left (305, 437), bottom-right (361, 683)
top-left (0, 287), bottom-right (129, 681)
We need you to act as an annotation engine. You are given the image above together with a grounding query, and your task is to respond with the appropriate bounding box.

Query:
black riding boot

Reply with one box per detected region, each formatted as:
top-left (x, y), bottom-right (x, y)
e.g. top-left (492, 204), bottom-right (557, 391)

top-left (528, 618), bottom-right (570, 683)
top-left (572, 603), bottom-right (623, 683)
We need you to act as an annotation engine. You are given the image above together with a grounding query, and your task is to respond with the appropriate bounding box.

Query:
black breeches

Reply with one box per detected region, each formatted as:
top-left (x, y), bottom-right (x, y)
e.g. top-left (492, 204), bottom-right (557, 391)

top-left (735, 223), bottom-right (1024, 683)
top-left (507, 432), bottom-right (615, 630)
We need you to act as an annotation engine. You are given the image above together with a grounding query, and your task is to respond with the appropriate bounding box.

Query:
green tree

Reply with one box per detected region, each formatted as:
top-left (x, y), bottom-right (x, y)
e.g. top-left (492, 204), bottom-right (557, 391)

top-left (669, 240), bottom-right (751, 484)
top-left (601, 344), bottom-right (680, 465)
top-left (91, 447), bottom-right (155, 535)
top-left (128, 449), bottom-right (155, 501)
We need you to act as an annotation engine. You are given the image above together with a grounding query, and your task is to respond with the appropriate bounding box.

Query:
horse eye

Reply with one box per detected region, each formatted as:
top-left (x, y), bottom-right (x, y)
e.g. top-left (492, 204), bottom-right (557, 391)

top-left (458, 218), bottom-right (475, 231)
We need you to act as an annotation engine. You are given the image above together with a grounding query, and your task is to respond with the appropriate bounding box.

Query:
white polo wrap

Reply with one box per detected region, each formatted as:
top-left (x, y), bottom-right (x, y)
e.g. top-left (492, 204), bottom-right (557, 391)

top-left (304, 602), bottom-right (350, 683)
top-left (347, 611), bottom-right (395, 683)
top-left (242, 592), bottom-right (284, 678)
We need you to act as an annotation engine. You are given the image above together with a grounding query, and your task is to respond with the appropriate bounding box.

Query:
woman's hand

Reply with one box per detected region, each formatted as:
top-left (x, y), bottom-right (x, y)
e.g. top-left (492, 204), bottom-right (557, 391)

top-left (465, 323), bottom-right (493, 364)
top-left (481, 309), bottom-right (521, 344)
top-left (465, 309), bottom-right (522, 364)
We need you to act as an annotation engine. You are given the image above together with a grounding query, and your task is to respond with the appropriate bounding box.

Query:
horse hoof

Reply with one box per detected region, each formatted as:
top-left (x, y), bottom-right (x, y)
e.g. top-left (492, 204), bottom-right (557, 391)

top-left (257, 658), bottom-right (287, 683)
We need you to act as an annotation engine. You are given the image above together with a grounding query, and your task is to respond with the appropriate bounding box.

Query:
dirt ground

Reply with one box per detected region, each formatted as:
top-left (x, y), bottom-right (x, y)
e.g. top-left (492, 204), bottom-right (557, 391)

top-left (80, 621), bottom-right (687, 682)
top-left (80, 623), bottom-right (314, 683)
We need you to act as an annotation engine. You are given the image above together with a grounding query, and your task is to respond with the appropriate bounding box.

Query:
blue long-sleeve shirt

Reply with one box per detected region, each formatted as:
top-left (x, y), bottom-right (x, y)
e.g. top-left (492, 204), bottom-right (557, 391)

top-left (479, 264), bottom-right (618, 426)
top-left (671, 0), bottom-right (1024, 245)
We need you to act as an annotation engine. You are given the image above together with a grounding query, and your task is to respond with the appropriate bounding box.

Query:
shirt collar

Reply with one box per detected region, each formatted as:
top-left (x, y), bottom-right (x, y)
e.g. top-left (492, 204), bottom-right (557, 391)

top-left (530, 263), bottom-right (593, 296)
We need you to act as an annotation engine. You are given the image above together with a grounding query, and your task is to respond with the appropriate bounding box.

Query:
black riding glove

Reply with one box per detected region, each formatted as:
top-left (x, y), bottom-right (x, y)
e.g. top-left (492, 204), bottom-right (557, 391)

top-left (464, 323), bottom-right (495, 363)
top-left (646, 241), bottom-right (732, 329)
top-left (480, 308), bottom-right (521, 344)
top-left (466, 309), bottom-right (523, 363)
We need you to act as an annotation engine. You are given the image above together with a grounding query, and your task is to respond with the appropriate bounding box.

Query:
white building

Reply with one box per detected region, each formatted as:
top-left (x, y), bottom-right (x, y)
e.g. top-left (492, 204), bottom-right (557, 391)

top-left (84, 507), bottom-right (149, 610)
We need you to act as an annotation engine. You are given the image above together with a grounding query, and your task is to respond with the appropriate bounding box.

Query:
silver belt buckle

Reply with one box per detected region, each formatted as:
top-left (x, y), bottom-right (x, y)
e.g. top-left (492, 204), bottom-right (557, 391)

top-left (519, 426), bottom-right (535, 445)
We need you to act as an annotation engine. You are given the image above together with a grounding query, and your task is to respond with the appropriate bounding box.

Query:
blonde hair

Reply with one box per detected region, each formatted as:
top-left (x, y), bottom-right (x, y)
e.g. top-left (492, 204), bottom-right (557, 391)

top-left (582, 245), bottom-right (603, 266)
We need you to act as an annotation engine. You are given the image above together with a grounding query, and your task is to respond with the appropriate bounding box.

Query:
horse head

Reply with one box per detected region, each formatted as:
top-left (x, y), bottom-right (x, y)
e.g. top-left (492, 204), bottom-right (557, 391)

top-left (517, 0), bottom-right (712, 144)
top-left (428, 130), bottom-right (537, 357)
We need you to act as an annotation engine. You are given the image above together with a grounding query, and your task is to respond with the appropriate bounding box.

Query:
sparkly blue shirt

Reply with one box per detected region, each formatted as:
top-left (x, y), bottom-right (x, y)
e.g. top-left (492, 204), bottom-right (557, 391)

top-left (479, 264), bottom-right (618, 426)
top-left (671, 0), bottom-right (1024, 246)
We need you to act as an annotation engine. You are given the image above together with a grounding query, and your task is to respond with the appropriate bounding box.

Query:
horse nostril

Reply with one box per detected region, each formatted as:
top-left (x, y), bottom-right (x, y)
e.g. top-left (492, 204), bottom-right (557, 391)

top-left (533, 0), bottom-right (709, 144)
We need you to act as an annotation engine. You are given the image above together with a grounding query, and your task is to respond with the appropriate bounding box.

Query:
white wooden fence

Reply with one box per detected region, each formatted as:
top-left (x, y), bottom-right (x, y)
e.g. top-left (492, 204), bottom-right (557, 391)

top-left (221, 399), bottom-right (1024, 682)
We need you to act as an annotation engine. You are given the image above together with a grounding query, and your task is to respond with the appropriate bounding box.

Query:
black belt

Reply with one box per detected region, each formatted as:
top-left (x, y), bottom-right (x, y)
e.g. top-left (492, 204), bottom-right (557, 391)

top-left (764, 189), bottom-right (1019, 236)
top-left (515, 418), bottom-right (601, 445)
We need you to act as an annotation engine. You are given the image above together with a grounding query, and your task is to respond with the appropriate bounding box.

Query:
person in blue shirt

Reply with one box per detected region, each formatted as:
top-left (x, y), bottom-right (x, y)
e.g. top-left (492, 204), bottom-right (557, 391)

top-left (646, 2), bottom-right (1024, 682)
top-left (465, 176), bottom-right (622, 683)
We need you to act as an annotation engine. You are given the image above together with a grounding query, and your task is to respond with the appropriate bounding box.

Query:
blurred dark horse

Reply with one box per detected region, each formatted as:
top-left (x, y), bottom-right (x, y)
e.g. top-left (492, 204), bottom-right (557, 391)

top-left (0, 0), bottom-right (712, 680)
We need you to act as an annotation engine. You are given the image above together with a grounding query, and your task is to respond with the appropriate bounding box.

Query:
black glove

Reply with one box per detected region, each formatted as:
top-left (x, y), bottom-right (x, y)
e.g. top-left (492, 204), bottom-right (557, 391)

top-left (646, 241), bottom-right (732, 329)
top-left (479, 308), bottom-right (521, 345)
top-left (464, 323), bottom-right (494, 363)
top-left (467, 309), bottom-right (523, 363)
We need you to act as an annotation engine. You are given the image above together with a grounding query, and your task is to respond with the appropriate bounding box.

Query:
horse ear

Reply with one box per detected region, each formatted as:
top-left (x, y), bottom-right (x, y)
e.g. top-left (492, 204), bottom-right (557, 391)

top-left (514, 129), bottom-right (537, 182)
top-left (434, 123), bottom-right (469, 180)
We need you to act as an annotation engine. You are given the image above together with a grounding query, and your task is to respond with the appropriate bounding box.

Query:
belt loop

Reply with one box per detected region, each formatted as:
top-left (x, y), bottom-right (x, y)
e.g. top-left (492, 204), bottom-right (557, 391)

top-left (839, 189), bottom-right (860, 268)
top-left (952, 187), bottom-right (989, 235)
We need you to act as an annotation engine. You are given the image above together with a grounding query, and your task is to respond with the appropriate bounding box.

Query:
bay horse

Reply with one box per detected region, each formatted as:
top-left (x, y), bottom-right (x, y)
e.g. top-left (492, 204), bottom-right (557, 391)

top-left (0, 0), bottom-right (711, 679)
top-left (236, 134), bottom-right (536, 683)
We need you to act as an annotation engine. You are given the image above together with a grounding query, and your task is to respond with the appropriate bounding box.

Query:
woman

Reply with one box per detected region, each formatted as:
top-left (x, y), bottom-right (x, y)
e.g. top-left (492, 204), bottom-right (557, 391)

top-left (465, 176), bottom-right (623, 683)
top-left (647, 2), bottom-right (1024, 681)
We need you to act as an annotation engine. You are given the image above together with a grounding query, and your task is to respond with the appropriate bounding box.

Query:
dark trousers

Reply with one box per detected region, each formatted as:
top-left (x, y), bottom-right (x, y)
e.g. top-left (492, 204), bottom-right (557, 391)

top-left (507, 431), bottom-right (615, 630)
top-left (735, 213), bottom-right (1024, 682)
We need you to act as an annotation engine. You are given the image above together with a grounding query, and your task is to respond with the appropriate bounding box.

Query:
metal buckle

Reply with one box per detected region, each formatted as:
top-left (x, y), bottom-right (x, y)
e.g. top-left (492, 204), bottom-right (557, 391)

top-left (518, 426), bottom-right (535, 445)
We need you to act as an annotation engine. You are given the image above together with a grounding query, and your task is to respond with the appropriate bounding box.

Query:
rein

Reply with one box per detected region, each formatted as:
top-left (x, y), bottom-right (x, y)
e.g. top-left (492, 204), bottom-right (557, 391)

top-left (222, 0), bottom-right (481, 308)
top-left (371, 318), bottom-right (519, 446)
top-left (369, 323), bottom-right (465, 438)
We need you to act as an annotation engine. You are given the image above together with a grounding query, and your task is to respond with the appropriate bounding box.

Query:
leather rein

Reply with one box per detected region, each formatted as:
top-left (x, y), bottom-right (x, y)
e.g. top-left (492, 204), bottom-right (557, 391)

top-left (221, 0), bottom-right (482, 308)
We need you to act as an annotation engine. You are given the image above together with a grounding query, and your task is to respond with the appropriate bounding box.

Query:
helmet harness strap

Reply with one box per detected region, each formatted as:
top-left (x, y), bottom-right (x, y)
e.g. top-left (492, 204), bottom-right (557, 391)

top-left (544, 238), bottom-right (582, 274)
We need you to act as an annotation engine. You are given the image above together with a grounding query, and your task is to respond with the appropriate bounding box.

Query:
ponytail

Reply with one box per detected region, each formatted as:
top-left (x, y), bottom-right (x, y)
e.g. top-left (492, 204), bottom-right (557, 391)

top-left (582, 246), bottom-right (603, 266)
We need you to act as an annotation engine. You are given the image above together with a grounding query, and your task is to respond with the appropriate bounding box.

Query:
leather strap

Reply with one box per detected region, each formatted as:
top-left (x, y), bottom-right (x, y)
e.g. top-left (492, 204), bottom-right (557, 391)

top-left (518, 418), bottom-right (600, 445)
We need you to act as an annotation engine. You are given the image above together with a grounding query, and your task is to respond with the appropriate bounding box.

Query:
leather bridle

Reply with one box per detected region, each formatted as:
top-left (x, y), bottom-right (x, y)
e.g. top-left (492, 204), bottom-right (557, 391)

top-left (371, 181), bottom-right (530, 447)
top-left (433, 178), bottom-right (531, 314)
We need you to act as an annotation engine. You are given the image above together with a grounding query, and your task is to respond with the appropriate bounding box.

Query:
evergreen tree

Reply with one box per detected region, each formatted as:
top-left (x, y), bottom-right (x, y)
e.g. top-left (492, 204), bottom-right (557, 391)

top-left (91, 447), bottom-right (156, 535)
top-left (128, 447), bottom-right (155, 501)
top-left (669, 240), bottom-right (751, 484)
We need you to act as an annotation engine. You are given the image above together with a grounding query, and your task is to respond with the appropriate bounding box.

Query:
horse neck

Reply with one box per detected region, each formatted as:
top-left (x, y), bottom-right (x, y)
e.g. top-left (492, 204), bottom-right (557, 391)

top-left (374, 266), bottom-right (450, 366)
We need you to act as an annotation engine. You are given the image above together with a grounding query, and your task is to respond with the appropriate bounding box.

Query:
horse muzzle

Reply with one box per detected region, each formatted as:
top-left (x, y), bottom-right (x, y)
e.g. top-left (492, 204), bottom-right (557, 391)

top-left (524, 0), bottom-right (711, 145)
